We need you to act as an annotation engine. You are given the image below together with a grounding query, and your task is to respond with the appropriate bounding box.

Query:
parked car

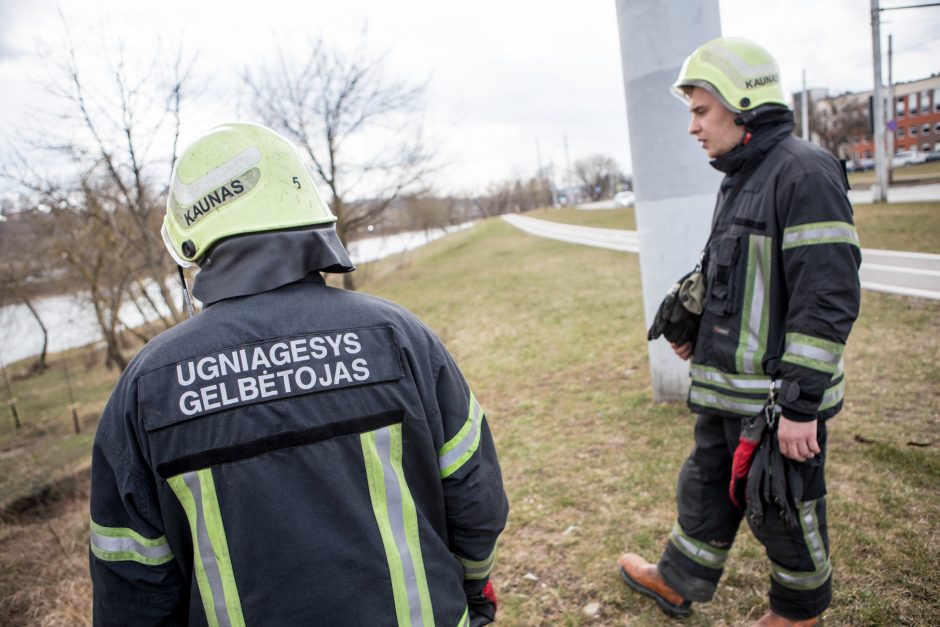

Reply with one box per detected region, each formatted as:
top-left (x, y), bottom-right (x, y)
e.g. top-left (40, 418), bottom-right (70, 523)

top-left (613, 190), bottom-right (635, 208)
top-left (924, 151), bottom-right (940, 163)
top-left (891, 150), bottom-right (928, 168)
top-left (848, 158), bottom-right (874, 172)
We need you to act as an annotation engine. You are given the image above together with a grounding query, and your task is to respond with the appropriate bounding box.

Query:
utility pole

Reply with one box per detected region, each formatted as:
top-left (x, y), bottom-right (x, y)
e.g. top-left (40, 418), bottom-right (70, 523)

top-left (887, 34), bottom-right (895, 183)
top-left (870, 0), bottom-right (889, 202)
top-left (615, 0), bottom-right (721, 401)
top-left (801, 69), bottom-right (810, 141)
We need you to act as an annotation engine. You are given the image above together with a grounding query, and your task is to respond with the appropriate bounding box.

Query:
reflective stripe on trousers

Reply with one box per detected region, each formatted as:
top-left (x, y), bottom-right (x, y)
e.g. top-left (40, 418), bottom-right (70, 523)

top-left (669, 522), bottom-right (730, 570)
top-left (769, 500), bottom-right (831, 591)
top-left (168, 469), bottom-right (245, 627)
top-left (361, 424), bottom-right (435, 627)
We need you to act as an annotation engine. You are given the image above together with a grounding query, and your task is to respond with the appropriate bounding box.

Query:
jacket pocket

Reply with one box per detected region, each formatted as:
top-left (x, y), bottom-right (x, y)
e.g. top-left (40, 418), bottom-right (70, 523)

top-left (704, 234), bottom-right (741, 316)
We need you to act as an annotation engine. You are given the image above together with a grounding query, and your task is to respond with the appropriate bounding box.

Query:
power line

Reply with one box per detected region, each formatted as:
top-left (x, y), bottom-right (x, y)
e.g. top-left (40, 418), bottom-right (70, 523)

top-left (881, 1), bottom-right (940, 10)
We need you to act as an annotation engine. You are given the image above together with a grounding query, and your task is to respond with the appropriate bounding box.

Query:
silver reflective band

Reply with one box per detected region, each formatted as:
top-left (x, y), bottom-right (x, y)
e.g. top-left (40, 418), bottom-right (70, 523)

top-left (782, 222), bottom-right (859, 249)
top-left (375, 427), bottom-right (427, 627)
top-left (705, 44), bottom-right (778, 80)
top-left (785, 341), bottom-right (841, 367)
top-left (669, 523), bottom-right (728, 569)
top-left (769, 500), bottom-right (831, 591)
top-left (172, 147), bottom-right (261, 207)
top-left (690, 387), bottom-right (767, 416)
top-left (457, 545), bottom-right (497, 580)
top-left (800, 501), bottom-right (828, 571)
top-left (183, 472), bottom-right (237, 627)
top-left (819, 378), bottom-right (845, 411)
top-left (737, 234), bottom-right (771, 374)
top-left (438, 393), bottom-right (483, 478)
top-left (90, 521), bottom-right (173, 566)
top-left (690, 365), bottom-right (771, 392)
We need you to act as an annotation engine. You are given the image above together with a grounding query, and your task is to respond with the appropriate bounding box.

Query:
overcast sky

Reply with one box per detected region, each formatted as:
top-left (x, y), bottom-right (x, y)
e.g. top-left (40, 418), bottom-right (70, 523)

top-left (0, 0), bottom-right (938, 196)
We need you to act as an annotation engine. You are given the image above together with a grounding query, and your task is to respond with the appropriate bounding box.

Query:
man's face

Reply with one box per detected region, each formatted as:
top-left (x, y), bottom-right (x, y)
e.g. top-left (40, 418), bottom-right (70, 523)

top-left (687, 87), bottom-right (745, 159)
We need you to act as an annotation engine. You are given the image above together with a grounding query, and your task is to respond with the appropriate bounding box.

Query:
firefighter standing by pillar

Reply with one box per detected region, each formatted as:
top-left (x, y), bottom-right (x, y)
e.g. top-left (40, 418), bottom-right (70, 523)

top-left (620, 38), bottom-right (861, 626)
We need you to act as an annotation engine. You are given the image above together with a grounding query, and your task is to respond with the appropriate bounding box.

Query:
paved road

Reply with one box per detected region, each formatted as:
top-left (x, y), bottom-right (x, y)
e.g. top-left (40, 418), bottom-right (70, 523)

top-left (579, 183), bottom-right (940, 211)
top-left (501, 213), bottom-right (940, 300)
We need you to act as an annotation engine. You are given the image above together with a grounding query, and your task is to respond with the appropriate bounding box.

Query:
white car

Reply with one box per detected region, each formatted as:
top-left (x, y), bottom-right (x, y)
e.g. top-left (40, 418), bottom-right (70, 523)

top-left (613, 191), bottom-right (635, 208)
top-left (891, 150), bottom-right (928, 168)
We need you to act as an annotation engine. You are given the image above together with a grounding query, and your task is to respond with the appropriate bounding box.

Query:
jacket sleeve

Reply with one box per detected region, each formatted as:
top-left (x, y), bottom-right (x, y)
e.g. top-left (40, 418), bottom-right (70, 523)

top-left (776, 168), bottom-right (862, 421)
top-left (432, 344), bottom-right (509, 595)
top-left (89, 372), bottom-right (187, 626)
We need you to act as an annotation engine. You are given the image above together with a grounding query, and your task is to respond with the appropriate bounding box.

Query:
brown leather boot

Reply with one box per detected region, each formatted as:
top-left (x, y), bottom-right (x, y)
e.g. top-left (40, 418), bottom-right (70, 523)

top-left (617, 553), bottom-right (692, 618)
top-left (752, 610), bottom-right (819, 626)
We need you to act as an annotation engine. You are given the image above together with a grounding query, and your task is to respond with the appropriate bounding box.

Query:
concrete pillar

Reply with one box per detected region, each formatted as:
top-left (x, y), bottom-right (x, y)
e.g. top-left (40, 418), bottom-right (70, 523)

top-left (614, 0), bottom-right (722, 401)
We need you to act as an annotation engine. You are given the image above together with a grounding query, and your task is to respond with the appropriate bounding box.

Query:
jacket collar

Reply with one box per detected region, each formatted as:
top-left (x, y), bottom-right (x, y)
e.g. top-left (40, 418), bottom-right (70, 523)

top-left (710, 107), bottom-right (795, 179)
top-left (192, 226), bottom-right (354, 306)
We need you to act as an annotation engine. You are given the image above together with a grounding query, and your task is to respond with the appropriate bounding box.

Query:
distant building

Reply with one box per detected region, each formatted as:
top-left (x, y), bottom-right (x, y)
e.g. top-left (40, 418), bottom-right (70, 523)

top-left (793, 73), bottom-right (940, 163)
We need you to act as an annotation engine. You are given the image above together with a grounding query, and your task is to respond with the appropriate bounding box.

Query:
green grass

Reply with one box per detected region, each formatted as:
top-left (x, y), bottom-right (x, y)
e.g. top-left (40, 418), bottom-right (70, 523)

top-left (1, 215), bottom-right (938, 625)
top-left (526, 200), bottom-right (940, 254)
top-left (848, 160), bottom-right (940, 189)
top-left (853, 202), bottom-right (940, 253)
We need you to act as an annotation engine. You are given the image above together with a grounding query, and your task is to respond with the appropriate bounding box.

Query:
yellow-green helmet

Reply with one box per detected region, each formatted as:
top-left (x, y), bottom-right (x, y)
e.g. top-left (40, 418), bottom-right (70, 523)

top-left (671, 37), bottom-right (787, 112)
top-left (162, 122), bottom-right (337, 266)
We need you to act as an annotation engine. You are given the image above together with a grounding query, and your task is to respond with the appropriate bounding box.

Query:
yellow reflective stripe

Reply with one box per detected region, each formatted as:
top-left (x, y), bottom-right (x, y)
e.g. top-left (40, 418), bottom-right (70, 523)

top-left (782, 332), bottom-right (844, 374)
top-left (782, 221), bottom-right (859, 249)
top-left (736, 234), bottom-right (772, 374)
top-left (362, 425), bottom-right (434, 627)
top-left (457, 544), bottom-right (498, 580)
top-left (689, 385), bottom-right (767, 416)
top-left (438, 392), bottom-right (483, 479)
top-left (457, 607), bottom-right (470, 627)
top-left (690, 364), bottom-right (772, 394)
top-left (669, 523), bottom-right (729, 569)
top-left (819, 379), bottom-right (844, 411)
top-left (168, 470), bottom-right (245, 627)
top-left (89, 520), bottom-right (174, 566)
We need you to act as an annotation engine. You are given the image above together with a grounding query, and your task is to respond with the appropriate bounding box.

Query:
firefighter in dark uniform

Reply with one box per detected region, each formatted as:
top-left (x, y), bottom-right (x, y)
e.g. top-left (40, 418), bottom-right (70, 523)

top-left (617, 38), bottom-right (861, 626)
top-left (89, 122), bottom-right (509, 626)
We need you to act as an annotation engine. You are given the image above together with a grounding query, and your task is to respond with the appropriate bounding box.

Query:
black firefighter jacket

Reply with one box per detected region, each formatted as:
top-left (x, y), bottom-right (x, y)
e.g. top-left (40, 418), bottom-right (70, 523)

top-left (89, 232), bottom-right (509, 626)
top-left (689, 116), bottom-right (862, 422)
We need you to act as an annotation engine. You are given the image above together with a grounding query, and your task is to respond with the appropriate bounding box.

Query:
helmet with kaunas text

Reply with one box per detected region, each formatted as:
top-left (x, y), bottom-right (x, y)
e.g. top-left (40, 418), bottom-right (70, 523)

top-left (162, 122), bottom-right (337, 266)
top-left (671, 37), bottom-right (787, 113)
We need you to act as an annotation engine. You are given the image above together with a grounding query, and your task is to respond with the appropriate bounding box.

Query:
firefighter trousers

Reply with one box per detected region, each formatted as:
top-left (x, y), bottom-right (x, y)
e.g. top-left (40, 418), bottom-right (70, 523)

top-left (658, 413), bottom-right (832, 620)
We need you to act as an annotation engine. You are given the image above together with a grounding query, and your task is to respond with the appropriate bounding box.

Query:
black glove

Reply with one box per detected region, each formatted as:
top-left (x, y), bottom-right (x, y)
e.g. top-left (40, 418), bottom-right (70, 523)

top-left (647, 270), bottom-right (704, 346)
top-left (467, 579), bottom-right (497, 627)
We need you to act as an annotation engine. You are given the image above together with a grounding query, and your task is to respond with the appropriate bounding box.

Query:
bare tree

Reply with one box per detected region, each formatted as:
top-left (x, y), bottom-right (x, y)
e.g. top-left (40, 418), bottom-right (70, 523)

top-left (472, 176), bottom-right (553, 217)
top-left (0, 206), bottom-right (51, 373)
top-left (572, 154), bottom-right (624, 201)
top-left (242, 37), bottom-right (435, 289)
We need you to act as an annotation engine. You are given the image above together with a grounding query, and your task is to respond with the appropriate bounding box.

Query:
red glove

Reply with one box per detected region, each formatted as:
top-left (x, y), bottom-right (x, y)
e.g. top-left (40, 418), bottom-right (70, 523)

top-left (729, 412), bottom-right (768, 509)
top-left (468, 580), bottom-right (497, 626)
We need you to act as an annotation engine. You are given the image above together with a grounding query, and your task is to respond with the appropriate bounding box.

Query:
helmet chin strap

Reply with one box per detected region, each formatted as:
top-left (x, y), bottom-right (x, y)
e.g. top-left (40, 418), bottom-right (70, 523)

top-left (177, 265), bottom-right (197, 318)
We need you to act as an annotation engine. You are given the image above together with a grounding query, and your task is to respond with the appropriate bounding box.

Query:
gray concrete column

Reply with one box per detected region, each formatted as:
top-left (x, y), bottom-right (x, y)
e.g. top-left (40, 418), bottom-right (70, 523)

top-left (615, 0), bottom-right (722, 401)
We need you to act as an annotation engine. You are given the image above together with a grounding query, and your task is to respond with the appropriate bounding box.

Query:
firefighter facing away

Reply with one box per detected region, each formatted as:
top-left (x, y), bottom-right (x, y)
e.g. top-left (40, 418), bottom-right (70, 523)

top-left (89, 122), bottom-right (509, 626)
top-left (619, 38), bottom-right (861, 626)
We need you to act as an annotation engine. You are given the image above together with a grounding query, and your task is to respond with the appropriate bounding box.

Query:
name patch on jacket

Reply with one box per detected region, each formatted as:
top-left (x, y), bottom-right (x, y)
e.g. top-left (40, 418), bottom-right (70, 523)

top-left (141, 325), bottom-right (403, 430)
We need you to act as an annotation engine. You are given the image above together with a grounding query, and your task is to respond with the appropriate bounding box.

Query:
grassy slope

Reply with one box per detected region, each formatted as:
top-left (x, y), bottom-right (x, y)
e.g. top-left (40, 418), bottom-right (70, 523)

top-left (365, 219), bottom-right (940, 625)
top-left (1, 214), bottom-right (938, 624)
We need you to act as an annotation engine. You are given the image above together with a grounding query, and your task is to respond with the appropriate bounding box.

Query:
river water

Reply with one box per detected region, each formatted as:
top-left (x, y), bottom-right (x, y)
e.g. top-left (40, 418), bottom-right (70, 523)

top-left (0, 225), bottom-right (469, 365)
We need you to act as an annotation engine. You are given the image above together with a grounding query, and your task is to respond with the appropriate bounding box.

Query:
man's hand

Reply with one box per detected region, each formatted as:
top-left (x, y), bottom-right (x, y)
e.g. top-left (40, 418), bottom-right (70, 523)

top-left (777, 417), bottom-right (820, 462)
top-left (670, 342), bottom-right (693, 361)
